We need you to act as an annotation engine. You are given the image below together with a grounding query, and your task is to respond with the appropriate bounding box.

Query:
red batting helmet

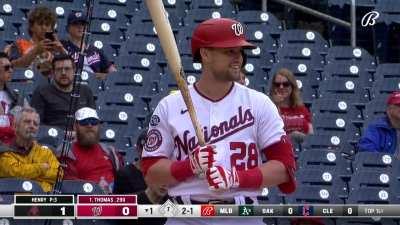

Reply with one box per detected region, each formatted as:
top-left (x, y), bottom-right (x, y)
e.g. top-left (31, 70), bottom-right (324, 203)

top-left (191, 18), bottom-right (256, 62)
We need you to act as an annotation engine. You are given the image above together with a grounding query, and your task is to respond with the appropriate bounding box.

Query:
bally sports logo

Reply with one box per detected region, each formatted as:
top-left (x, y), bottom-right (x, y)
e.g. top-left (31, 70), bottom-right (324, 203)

top-left (231, 23), bottom-right (244, 36)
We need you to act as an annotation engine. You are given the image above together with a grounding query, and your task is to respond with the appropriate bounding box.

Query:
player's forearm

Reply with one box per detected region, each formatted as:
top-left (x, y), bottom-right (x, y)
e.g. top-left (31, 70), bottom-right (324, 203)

top-left (258, 160), bottom-right (289, 187)
top-left (145, 159), bottom-right (181, 187)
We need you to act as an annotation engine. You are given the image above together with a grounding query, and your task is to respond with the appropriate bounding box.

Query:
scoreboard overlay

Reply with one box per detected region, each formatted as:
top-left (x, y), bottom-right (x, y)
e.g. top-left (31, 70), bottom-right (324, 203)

top-left (3, 196), bottom-right (400, 219)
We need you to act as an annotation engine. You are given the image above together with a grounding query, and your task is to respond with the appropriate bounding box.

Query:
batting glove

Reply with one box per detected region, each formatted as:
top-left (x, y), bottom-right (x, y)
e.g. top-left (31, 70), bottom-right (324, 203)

top-left (206, 166), bottom-right (239, 191)
top-left (189, 145), bottom-right (217, 177)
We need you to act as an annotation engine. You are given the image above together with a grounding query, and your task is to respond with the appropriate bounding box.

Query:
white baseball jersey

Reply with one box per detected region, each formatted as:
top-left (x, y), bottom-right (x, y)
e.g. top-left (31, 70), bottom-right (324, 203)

top-left (143, 82), bottom-right (285, 198)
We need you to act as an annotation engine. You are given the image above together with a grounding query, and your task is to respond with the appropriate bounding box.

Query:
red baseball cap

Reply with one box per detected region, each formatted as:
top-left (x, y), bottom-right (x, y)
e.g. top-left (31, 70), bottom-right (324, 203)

top-left (191, 18), bottom-right (256, 62)
top-left (387, 91), bottom-right (400, 105)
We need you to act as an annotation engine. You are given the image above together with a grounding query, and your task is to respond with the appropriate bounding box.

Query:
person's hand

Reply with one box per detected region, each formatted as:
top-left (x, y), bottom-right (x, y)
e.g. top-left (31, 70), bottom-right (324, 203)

top-left (289, 131), bottom-right (307, 143)
top-left (189, 145), bottom-right (217, 177)
top-left (206, 166), bottom-right (239, 191)
top-left (33, 39), bottom-right (56, 55)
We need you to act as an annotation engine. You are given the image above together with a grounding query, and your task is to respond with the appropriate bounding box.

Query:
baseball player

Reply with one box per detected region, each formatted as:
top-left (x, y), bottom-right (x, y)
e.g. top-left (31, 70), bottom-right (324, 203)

top-left (141, 18), bottom-right (296, 225)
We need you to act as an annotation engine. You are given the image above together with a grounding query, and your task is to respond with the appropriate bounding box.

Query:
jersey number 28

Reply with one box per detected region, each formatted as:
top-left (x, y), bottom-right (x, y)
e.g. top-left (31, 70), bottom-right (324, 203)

top-left (230, 142), bottom-right (259, 170)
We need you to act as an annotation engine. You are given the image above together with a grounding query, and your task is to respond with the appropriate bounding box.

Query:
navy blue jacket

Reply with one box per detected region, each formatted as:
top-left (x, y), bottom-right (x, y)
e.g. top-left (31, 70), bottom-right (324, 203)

top-left (358, 116), bottom-right (398, 154)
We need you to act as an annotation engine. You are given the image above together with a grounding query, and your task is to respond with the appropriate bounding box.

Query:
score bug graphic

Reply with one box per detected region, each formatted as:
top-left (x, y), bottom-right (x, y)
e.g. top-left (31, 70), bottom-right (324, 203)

top-left (76, 195), bottom-right (137, 219)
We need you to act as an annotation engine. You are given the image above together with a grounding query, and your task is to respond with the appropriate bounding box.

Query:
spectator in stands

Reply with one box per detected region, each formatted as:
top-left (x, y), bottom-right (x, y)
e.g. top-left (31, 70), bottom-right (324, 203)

top-left (4, 6), bottom-right (66, 77)
top-left (114, 128), bottom-right (167, 225)
top-left (61, 11), bottom-right (116, 80)
top-left (0, 52), bottom-right (26, 144)
top-left (58, 107), bottom-right (123, 194)
top-left (270, 68), bottom-right (313, 143)
top-left (0, 106), bottom-right (61, 192)
top-left (358, 91), bottom-right (400, 154)
top-left (31, 54), bottom-right (95, 128)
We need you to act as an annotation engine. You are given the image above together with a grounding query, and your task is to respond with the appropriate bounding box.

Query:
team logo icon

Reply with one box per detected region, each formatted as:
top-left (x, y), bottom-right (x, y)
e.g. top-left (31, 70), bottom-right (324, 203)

top-left (150, 115), bottom-right (160, 126)
top-left (92, 206), bottom-right (102, 216)
top-left (201, 205), bottom-right (215, 216)
top-left (145, 129), bottom-right (163, 152)
top-left (361, 11), bottom-right (379, 27)
top-left (231, 23), bottom-right (244, 36)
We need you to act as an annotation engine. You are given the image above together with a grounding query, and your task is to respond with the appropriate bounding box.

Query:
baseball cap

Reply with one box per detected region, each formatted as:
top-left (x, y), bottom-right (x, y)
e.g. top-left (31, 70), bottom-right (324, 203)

top-left (67, 11), bottom-right (87, 26)
top-left (387, 91), bottom-right (400, 105)
top-left (75, 107), bottom-right (99, 121)
top-left (191, 18), bottom-right (256, 62)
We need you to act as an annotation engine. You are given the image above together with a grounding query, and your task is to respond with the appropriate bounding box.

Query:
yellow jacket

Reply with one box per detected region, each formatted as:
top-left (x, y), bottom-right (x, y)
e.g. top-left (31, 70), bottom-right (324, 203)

top-left (0, 142), bottom-right (61, 192)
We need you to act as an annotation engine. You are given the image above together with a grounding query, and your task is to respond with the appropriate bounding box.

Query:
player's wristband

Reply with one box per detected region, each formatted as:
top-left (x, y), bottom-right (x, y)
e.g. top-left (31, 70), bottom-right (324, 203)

top-left (170, 159), bottom-right (195, 182)
top-left (237, 167), bottom-right (263, 188)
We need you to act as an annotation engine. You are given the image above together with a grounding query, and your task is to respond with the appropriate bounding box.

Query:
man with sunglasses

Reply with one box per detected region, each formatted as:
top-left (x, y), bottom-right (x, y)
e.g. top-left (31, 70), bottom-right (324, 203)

top-left (0, 52), bottom-right (26, 144)
top-left (58, 107), bottom-right (123, 194)
top-left (31, 54), bottom-right (95, 128)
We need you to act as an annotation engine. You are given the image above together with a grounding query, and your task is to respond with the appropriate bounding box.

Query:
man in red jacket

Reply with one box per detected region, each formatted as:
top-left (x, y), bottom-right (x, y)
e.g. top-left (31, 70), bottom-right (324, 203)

top-left (58, 107), bottom-right (123, 193)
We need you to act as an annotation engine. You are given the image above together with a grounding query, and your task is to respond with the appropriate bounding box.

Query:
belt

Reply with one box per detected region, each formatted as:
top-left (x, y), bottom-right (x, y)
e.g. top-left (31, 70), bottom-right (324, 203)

top-left (171, 196), bottom-right (254, 205)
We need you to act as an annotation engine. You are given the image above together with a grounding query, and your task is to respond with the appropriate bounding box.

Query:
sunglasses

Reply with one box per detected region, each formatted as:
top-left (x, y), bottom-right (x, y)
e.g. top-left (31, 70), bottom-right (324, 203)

top-left (78, 118), bottom-right (100, 126)
top-left (273, 81), bottom-right (291, 88)
top-left (1, 64), bottom-right (13, 72)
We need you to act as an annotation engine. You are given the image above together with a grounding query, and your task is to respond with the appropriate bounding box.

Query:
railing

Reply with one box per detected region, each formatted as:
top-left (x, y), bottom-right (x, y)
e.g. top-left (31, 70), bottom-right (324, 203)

top-left (263, 0), bottom-right (357, 47)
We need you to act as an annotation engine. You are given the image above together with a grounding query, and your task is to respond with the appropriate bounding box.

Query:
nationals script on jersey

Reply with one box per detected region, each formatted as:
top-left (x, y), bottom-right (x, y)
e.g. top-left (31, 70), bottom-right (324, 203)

top-left (143, 82), bottom-right (285, 198)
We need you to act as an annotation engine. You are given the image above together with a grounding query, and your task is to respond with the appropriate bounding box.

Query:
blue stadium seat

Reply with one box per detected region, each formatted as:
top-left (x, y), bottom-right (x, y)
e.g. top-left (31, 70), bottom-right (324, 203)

top-left (122, 36), bottom-right (160, 56)
top-left (371, 78), bottom-right (400, 97)
top-left (276, 46), bottom-right (325, 70)
top-left (325, 46), bottom-right (376, 67)
top-left (279, 29), bottom-right (329, 53)
top-left (235, 10), bottom-right (282, 36)
top-left (352, 151), bottom-right (394, 172)
top-left (374, 63), bottom-right (400, 81)
top-left (60, 180), bottom-right (103, 194)
top-left (349, 171), bottom-right (393, 190)
top-left (37, 125), bottom-right (64, 150)
top-left (363, 94), bottom-right (387, 122)
top-left (322, 61), bottom-right (373, 87)
top-left (318, 78), bottom-right (370, 104)
top-left (296, 168), bottom-right (348, 198)
top-left (0, 178), bottom-right (44, 204)
top-left (116, 54), bottom-right (156, 72)
top-left (347, 187), bottom-right (396, 204)
top-left (312, 114), bottom-right (361, 142)
top-left (284, 185), bottom-right (343, 204)
top-left (297, 149), bottom-right (352, 178)
top-left (99, 124), bottom-right (132, 152)
top-left (245, 25), bottom-right (277, 52)
top-left (256, 187), bottom-right (283, 204)
top-left (183, 8), bottom-right (226, 26)
top-left (311, 98), bottom-right (363, 121)
top-left (302, 134), bottom-right (354, 156)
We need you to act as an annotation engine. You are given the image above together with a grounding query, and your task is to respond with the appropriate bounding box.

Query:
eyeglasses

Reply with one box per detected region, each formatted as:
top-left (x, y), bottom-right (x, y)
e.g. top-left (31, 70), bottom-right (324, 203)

top-left (273, 81), bottom-right (291, 88)
top-left (78, 118), bottom-right (100, 126)
top-left (1, 64), bottom-right (13, 72)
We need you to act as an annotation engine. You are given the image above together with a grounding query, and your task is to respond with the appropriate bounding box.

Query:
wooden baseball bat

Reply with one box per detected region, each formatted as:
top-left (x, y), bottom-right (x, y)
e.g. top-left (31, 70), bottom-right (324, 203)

top-left (145, 0), bottom-right (206, 146)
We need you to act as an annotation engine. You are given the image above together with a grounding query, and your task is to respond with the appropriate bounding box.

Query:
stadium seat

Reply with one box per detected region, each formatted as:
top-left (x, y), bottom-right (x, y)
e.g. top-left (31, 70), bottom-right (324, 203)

top-left (256, 187), bottom-right (283, 204)
top-left (284, 185), bottom-right (343, 204)
top-left (312, 113), bottom-right (361, 140)
top-left (371, 78), bottom-right (400, 97)
top-left (318, 78), bottom-right (370, 104)
top-left (325, 46), bottom-right (376, 67)
top-left (276, 46), bottom-right (325, 70)
top-left (374, 63), bottom-right (400, 81)
top-left (297, 149), bottom-right (352, 178)
top-left (183, 8), bottom-right (226, 26)
top-left (245, 25), bottom-right (277, 52)
top-left (235, 10), bottom-right (282, 36)
top-left (362, 94), bottom-right (387, 122)
top-left (99, 124), bottom-right (132, 152)
top-left (322, 61), bottom-right (373, 87)
top-left (278, 29), bottom-right (329, 53)
top-left (302, 133), bottom-right (355, 156)
top-left (270, 60), bottom-right (321, 83)
top-left (296, 168), bottom-right (348, 198)
top-left (311, 98), bottom-right (363, 121)
top-left (349, 170), bottom-right (393, 191)
top-left (347, 187), bottom-right (396, 204)
top-left (122, 36), bottom-right (160, 56)
top-left (352, 151), bottom-right (394, 172)
top-left (37, 125), bottom-right (64, 150)
top-left (59, 180), bottom-right (103, 194)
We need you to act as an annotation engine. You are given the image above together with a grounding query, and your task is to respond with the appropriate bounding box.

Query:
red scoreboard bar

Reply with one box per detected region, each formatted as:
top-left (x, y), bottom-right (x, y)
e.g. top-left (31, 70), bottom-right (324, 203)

top-left (76, 195), bottom-right (137, 219)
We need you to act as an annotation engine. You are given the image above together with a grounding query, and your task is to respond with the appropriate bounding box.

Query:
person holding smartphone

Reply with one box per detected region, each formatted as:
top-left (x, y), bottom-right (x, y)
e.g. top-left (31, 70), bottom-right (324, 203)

top-left (4, 6), bottom-right (66, 78)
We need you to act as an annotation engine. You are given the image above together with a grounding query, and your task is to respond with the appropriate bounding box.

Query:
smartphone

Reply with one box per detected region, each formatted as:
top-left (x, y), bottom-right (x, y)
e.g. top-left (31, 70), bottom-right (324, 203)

top-left (45, 32), bottom-right (55, 41)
